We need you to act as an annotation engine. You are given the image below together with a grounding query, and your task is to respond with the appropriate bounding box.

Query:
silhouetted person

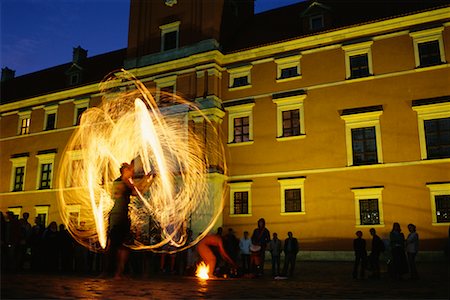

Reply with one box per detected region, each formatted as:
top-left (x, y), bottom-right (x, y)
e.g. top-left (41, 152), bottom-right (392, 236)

top-left (224, 228), bottom-right (240, 263)
top-left (268, 232), bottom-right (282, 276)
top-left (18, 212), bottom-right (32, 271)
top-left (389, 222), bottom-right (408, 279)
top-left (352, 230), bottom-right (367, 279)
top-left (58, 223), bottom-right (74, 273)
top-left (368, 228), bottom-right (384, 279)
top-left (282, 231), bottom-right (299, 277)
top-left (42, 221), bottom-right (59, 272)
top-left (406, 223), bottom-right (419, 279)
top-left (5, 211), bottom-right (21, 272)
top-left (30, 217), bottom-right (44, 271)
top-left (251, 218), bottom-right (270, 275)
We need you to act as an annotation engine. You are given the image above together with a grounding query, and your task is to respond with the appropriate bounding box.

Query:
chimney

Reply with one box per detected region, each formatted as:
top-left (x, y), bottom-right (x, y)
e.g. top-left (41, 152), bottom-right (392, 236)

top-left (1, 67), bottom-right (15, 81)
top-left (73, 46), bottom-right (88, 64)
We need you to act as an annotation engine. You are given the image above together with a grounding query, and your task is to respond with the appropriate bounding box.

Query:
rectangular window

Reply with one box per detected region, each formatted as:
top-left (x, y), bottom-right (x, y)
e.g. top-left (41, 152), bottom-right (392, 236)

top-left (349, 54), bottom-right (370, 78)
top-left (233, 117), bottom-right (250, 143)
top-left (75, 107), bottom-right (87, 125)
top-left (310, 15), bottom-right (324, 30)
top-left (13, 166), bottom-right (25, 192)
top-left (282, 109), bottom-right (300, 137)
top-left (359, 199), bottom-right (380, 225)
top-left (424, 117), bottom-right (450, 159)
top-left (280, 66), bottom-right (299, 79)
top-left (233, 191), bottom-right (249, 215)
top-left (285, 188), bottom-right (301, 212)
top-left (435, 195), bottom-right (450, 223)
top-left (20, 118), bottom-right (30, 135)
top-left (351, 126), bottom-right (378, 165)
top-left (163, 31), bottom-right (177, 51)
top-left (418, 40), bottom-right (441, 67)
top-left (45, 113), bottom-right (56, 130)
top-left (39, 163), bottom-right (52, 189)
top-left (232, 76), bottom-right (249, 88)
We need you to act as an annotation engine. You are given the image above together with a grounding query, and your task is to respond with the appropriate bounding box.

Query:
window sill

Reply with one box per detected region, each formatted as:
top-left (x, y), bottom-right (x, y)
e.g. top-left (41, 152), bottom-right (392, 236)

top-left (415, 62), bottom-right (447, 72)
top-left (276, 135), bottom-right (306, 142)
top-left (229, 213), bottom-right (252, 217)
top-left (280, 212), bottom-right (305, 216)
top-left (355, 223), bottom-right (385, 228)
top-left (345, 75), bottom-right (374, 83)
top-left (431, 222), bottom-right (450, 226)
top-left (227, 141), bottom-right (254, 147)
top-left (276, 76), bottom-right (302, 83)
top-left (228, 85), bottom-right (252, 92)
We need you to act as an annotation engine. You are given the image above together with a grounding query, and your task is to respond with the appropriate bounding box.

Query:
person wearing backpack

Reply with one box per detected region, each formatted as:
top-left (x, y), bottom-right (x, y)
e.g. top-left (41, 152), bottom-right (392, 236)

top-left (369, 228), bottom-right (384, 279)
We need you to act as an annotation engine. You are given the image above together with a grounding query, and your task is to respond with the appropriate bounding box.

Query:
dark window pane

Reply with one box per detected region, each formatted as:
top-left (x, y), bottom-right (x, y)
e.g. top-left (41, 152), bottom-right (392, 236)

top-left (424, 118), bottom-right (450, 159)
top-left (280, 66), bottom-right (299, 79)
top-left (310, 15), bottom-right (324, 30)
top-left (282, 109), bottom-right (300, 137)
top-left (163, 31), bottom-right (177, 51)
top-left (435, 195), bottom-right (450, 223)
top-left (349, 54), bottom-right (370, 78)
top-left (234, 191), bottom-right (248, 214)
top-left (351, 127), bottom-right (378, 165)
top-left (76, 107), bottom-right (87, 125)
top-left (40, 163), bottom-right (52, 189)
top-left (233, 76), bottom-right (249, 87)
top-left (233, 117), bottom-right (250, 143)
top-left (285, 188), bottom-right (301, 212)
top-left (46, 113), bottom-right (56, 130)
top-left (13, 166), bottom-right (25, 191)
top-left (359, 199), bottom-right (380, 225)
top-left (418, 40), bottom-right (441, 67)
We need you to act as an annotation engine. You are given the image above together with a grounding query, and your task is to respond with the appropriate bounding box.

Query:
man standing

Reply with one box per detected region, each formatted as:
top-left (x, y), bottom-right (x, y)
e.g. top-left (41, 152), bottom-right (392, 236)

top-left (268, 232), bottom-right (282, 276)
top-left (239, 231), bottom-right (251, 274)
top-left (353, 230), bottom-right (367, 279)
top-left (282, 231), bottom-right (299, 277)
top-left (369, 228), bottom-right (384, 279)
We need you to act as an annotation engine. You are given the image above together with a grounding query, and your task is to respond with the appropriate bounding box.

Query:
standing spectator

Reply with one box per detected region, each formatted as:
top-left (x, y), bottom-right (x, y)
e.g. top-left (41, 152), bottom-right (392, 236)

top-left (5, 211), bottom-right (21, 272)
top-left (239, 231), bottom-right (251, 274)
top-left (406, 223), bottom-right (419, 279)
top-left (42, 221), bottom-right (59, 272)
top-left (282, 231), bottom-right (299, 277)
top-left (251, 218), bottom-right (270, 275)
top-left (352, 230), bottom-right (367, 279)
top-left (18, 212), bottom-right (32, 271)
top-left (30, 217), bottom-right (44, 271)
top-left (368, 228), bottom-right (384, 279)
top-left (224, 228), bottom-right (240, 263)
top-left (58, 223), bottom-right (74, 273)
top-left (268, 232), bottom-right (282, 276)
top-left (389, 222), bottom-right (408, 279)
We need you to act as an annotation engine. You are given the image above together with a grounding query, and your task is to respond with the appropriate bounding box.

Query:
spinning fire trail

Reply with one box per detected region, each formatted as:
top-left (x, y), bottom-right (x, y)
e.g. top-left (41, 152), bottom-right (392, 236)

top-left (57, 70), bottom-right (226, 253)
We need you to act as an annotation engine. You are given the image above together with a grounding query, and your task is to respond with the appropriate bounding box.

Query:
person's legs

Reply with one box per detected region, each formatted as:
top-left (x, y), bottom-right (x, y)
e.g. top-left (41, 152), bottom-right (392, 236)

top-left (114, 246), bottom-right (129, 279)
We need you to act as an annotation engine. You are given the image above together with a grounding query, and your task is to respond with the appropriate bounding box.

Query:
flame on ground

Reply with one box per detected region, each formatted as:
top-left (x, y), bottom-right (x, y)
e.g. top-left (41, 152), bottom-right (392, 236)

top-left (196, 262), bottom-right (210, 280)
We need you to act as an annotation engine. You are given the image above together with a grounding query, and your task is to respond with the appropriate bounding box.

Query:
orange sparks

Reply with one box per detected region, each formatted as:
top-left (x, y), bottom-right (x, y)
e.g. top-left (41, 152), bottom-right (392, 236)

top-left (196, 262), bottom-right (210, 280)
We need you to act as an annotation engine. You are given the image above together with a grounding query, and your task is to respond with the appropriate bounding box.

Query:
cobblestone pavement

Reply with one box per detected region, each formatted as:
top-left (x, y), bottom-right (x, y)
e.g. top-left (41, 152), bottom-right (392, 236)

top-left (2, 261), bottom-right (449, 299)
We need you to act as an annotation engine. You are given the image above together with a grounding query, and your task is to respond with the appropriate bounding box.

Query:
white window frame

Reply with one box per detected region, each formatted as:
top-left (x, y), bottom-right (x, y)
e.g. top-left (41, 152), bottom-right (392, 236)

top-left (9, 156), bottom-right (28, 192)
top-left (34, 205), bottom-right (49, 227)
top-left (228, 181), bottom-right (252, 217)
top-left (278, 177), bottom-right (306, 215)
top-left (154, 75), bottom-right (177, 102)
top-left (409, 27), bottom-right (445, 68)
top-left (43, 105), bottom-right (58, 131)
top-left (273, 94), bottom-right (306, 141)
top-left (17, 110), bottom-right (31, 135)
top-left (427, 183), bottom-right (450, 225)
top-left (412, 101), bottom-right (450, 160)
top-left (275, 54), bottom-right (302, 83)
top-left (160, 21), bottom-right (180, 51)
top-left (340, 110), bottom-right (383, 166)
top-left (225, 103), bottom-right (255, 146)
top-left (67, 204), bottom-right (81, 227)
top-left (352, 187), bottom-right (385, 227)
top-left (227, 65), bottom-right (252, 91)
top-left (36, 152), bottom-right (56, 189)
top-left (342, 41), bottom-right (373, 79)
top-left (73, 98), bottom-right (90, 125)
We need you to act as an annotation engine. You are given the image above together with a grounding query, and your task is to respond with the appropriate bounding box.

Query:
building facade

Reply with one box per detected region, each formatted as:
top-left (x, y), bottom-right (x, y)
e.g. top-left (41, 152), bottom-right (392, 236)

top-left (1, 0), bottom-right (449, 259)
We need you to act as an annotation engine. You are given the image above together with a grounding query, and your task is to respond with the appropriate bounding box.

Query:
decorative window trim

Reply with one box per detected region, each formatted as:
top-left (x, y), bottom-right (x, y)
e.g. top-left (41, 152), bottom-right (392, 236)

top-left (225, 103), bottom-right (255, 146)
top-left (409, 27), bottom-right (445, 68)
top-left (412, 102), bottom-right (450, 160)
top-left (340, 110), bottom-right (383, 166)
top-left (36, 152), bottom-right (56, 189)
top-left (228, 181), bottom-right (252, 217)
top-left (43, 105), bottom-right (58, 131)
top-left (67, 204), bottom-right (81, 226)
top-left (278, 177), bottom-right (306, 215)
top-left (342, 41), bottom-right (374, 79)
top-left (274, 54), bottom-right (302, 82)
top-left (73, 98), bottom-right (90, 125)
top-left (160, 21), bottom-right (180, 51)
top-left (273, 94), bottom-right (306, 140)
top-left (227, 65), bottom-right (252, 91)
top-left (9, 156), bottom-right (28, 192)
top-left (427, 182), bottom-right (450, 225)
top-left (17, 110), bottom-right (31, 135)
top-left (7, 206), bottom-right (22, 218)
top-left (154, 75), bottom-right (177, 102)
top-left (351, 187), bottom-right (385, 227)
top-left (34, 205), bottom-right (50, 227)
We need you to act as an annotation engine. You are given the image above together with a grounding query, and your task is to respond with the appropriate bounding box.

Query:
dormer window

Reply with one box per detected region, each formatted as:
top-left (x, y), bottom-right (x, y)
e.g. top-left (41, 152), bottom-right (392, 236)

top-left (70, 73), bottom-right (80, 85)
top-left (309, 14), bottom-right (324, 30)
top-left (160, 21), bottom-right (180, 51)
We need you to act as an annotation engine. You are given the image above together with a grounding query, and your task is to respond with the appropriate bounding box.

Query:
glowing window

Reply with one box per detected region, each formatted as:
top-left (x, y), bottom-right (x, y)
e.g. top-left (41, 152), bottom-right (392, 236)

top-left (352, 187), bottom-right (384, 227)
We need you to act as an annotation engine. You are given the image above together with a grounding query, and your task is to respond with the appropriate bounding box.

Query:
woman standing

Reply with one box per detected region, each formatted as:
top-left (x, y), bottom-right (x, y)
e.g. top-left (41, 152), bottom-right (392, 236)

top-left (406, 224), bottom-right (419, 279)
top-left (389, 222), bottom-right (408, 279)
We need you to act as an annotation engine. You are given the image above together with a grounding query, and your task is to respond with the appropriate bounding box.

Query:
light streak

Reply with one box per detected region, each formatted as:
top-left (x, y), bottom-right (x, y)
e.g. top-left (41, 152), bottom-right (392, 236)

top-left (57, 70), bottom-right (226, 252)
